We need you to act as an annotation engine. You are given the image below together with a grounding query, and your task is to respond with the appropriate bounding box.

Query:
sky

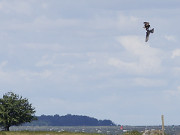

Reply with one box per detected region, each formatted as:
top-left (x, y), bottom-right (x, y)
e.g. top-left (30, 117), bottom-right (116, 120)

top-left (0, 0), bottom-right (180, 125)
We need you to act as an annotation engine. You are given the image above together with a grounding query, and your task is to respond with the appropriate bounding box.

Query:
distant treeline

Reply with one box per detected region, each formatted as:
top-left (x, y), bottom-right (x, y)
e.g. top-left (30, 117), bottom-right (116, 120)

top-left (24, 114), bottom-right (115, 126)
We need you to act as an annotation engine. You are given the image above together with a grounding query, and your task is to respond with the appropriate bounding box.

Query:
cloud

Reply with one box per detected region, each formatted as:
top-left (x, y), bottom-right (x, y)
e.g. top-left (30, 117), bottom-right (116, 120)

top-left (24, 43), bottom-right (63, 52)
top-left (41, 2), bottom-right (48, 9)
top-left (17, 70), bottom-right (52, 81)
top-left (0, 0), bottom-right (33, 14)
top-left (171, 49), bottom-right (180, 58)
top-left (0, 69), bottom-right (52, 84)
top-left (36, 58), bottom-right (53, 67)
top-left (117, 14), bottom-right (139, 29)
top-left (0, 15), bottom-right (81, 31)
top-left (0, 61), bottom-right (8, 69)
top-left (108, 36), bottom-right (163, 75)
top-left (165, 86), bottom-right (180, 97)
top-left (32, 16), bottom-right (80, 29)
top-left (133, 77), bottom-right (165, 87)
top-left (108, 58), bottom-right (136, 73)
top-left (165, 35), bottom-right (176, 42)
top-left (88, 13), bottom-right (140, 32)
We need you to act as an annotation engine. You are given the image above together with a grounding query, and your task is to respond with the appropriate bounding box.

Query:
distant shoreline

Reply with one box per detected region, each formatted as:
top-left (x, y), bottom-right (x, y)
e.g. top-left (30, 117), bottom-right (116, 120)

top-left (9, 125), bottom-right (178, 135)
top-left (23, 114), bottom-right (115, 126)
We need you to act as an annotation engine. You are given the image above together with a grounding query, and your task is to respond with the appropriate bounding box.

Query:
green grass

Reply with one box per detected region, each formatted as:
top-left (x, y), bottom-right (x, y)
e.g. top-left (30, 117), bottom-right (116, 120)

top-left (0, 131), bottom-right (102, 135)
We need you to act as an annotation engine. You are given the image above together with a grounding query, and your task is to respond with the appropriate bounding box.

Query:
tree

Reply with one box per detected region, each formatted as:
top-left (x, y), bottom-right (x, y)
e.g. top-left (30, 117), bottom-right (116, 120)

top-left (0, 92), bottom-right (36, 131)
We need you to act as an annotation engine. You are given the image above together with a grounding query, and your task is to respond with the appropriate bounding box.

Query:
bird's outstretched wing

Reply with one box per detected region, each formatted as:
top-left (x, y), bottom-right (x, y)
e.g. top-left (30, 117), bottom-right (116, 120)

top-left (145, 31), bottom-right (150, 42)
top-left (145, 28), bottom-right (154, 42)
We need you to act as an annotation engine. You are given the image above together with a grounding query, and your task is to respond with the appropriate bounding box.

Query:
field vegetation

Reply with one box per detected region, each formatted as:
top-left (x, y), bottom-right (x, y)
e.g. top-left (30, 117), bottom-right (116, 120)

top-left (0, 131), bottom-right (101, 135)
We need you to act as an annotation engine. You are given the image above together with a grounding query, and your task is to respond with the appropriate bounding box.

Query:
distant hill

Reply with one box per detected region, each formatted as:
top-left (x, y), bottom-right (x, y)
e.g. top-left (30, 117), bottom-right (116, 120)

top-left (25, 114), bottom-right (116, 126)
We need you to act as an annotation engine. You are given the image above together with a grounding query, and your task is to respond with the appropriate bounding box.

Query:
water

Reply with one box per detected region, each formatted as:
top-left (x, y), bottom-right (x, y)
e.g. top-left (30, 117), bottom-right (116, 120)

top-left (9, 125), bottom-right (178, 135)
top-left (10, 126), bottom-right (124, 134)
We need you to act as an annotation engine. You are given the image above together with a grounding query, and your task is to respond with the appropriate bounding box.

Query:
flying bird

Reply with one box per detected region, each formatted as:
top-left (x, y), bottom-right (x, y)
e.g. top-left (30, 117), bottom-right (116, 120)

top-left (143, 22), bottom-right (154, 42)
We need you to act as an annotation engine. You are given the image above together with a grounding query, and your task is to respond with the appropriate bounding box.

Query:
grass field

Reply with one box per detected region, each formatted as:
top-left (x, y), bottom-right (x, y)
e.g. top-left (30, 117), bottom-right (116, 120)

top-left (0, 131), bottom-right (101, 135)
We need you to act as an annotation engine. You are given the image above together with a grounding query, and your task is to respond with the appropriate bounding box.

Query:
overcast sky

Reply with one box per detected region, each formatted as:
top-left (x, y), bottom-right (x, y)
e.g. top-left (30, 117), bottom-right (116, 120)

top-left (0, 0), bottom-right (180, 125)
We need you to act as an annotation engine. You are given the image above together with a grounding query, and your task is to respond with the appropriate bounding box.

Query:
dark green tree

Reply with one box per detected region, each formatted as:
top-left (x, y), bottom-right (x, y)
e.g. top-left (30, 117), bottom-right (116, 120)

top-left (0, 92), bottom-right (36, 131)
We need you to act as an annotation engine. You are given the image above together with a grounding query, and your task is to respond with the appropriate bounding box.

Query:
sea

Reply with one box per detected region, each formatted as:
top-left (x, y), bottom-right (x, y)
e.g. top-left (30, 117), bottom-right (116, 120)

top-left (9, 125), bottom-right (178, 135)
top-left (10, 126), bottom-right (123, 134)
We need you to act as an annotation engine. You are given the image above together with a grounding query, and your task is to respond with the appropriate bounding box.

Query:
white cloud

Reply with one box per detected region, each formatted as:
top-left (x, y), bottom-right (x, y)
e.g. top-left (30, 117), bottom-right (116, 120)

top-left (89, 16), bottom-right (116, 30)
top-left (89, 13), bottom-right (139, 31)
top-left (133, 77), bottom-right (165, 87)
top-left (30, 16), bottom-right (81, 30)
top-left (0, 61), bottom-right (8, 69)
top-left (0, 69), bottom-right (52, 85)
top-left (88, 58), bottom-right (97, 65)
top-left (108, 36), bottom-right (163, 75)
top-left (18, 70), bottom-right (52, 81)
top-left (165, 35), bottom-right (176, 42)
top-left (0, 15), bottom-right (81, 31)
top-left (108, 58), bottom-right (136, 73)
top-left (36, 59), bottom-right (53, 67)
top-left (24, 43), bottom-right (63, 52)
top-left (165, 86), bottom-right (180, 96)
top-left (41, 2), bottom-right (48, 9)
top-left (171, 49), bottom-right (180, 58)
top-left (117, 14), bottom-right (139, 29)
top-left (0, 0), bottom-right (33, 14)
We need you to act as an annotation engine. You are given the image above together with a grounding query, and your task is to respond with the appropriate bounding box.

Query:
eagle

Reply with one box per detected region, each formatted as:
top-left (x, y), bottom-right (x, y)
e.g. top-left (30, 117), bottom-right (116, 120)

top-left (144, 22), bottom-right (154, 42)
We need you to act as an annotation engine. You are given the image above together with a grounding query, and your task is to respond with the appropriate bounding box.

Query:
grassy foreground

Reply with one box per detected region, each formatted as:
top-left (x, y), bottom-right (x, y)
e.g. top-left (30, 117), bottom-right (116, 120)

top-left (0, 131), bottom-right (101, 135)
